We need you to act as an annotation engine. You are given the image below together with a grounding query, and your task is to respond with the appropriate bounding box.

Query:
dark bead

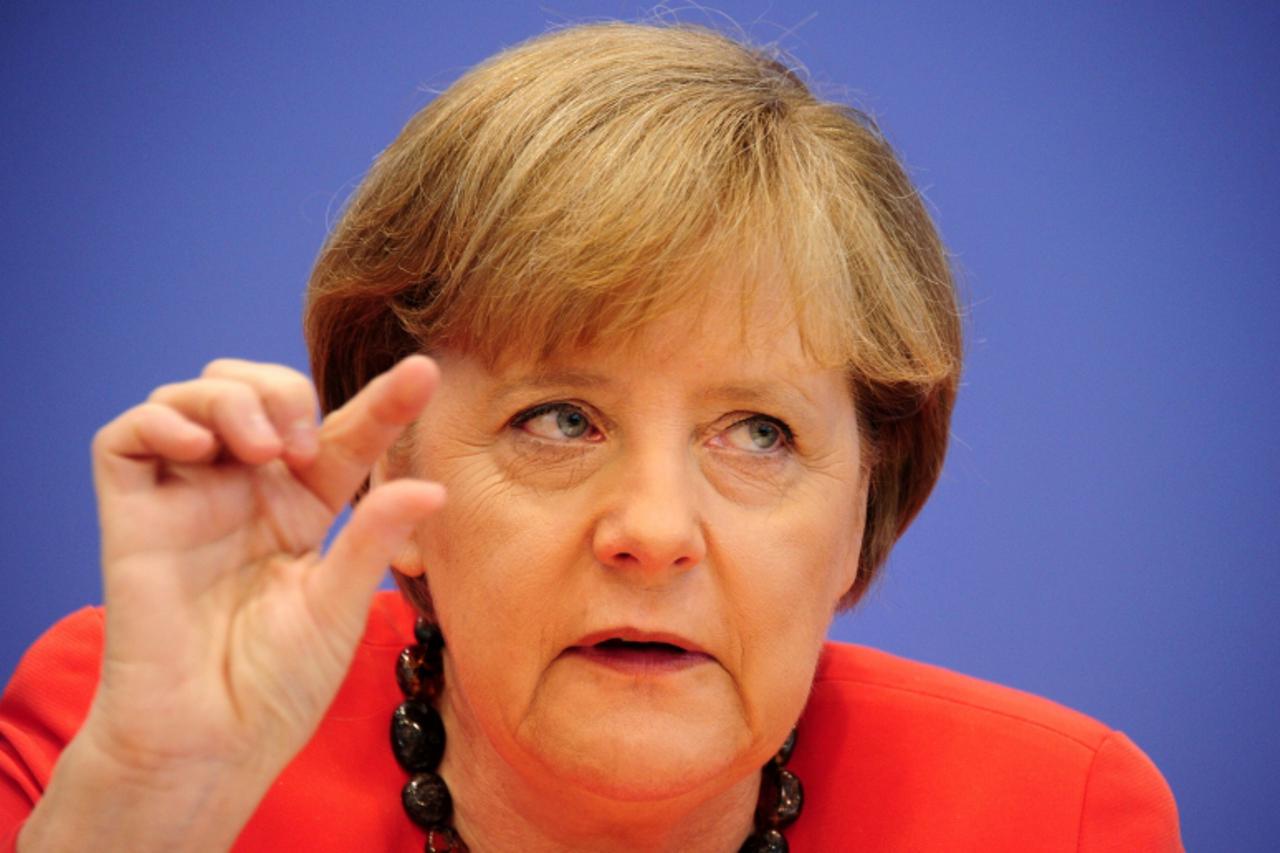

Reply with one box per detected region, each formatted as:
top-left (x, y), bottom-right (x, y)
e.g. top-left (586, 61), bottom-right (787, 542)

top-left (391, 700), bottom-right (446, 772)
top-left (402, 772), bottom-right (452, 828)
top-left (414, 619), bottom-right (446, 652)
top-left (770, 727), bottom-right (797, 767)
top-left (425, 826), bottom-right (469, 852)
top-left (397, 645), bottom-right (443, 701)
top-left (739, 829), bottom-right (787, 853)
top-left (756, 765), bottom-right (803, 829)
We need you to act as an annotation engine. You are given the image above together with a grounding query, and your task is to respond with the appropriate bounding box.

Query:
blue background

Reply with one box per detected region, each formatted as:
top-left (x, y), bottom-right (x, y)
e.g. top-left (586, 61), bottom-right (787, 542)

top-left (1, 3), bottom-right (1276, 849)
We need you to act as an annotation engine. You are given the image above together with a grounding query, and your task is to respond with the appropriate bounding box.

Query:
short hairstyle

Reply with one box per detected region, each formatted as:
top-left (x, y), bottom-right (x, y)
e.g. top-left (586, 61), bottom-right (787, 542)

top-left (304, 22), bottom-right (962, 609)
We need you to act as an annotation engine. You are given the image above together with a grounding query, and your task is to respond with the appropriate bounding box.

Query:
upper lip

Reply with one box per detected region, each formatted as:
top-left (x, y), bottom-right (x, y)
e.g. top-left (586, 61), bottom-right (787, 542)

top-left (571, 628), bottom-right (710, 656)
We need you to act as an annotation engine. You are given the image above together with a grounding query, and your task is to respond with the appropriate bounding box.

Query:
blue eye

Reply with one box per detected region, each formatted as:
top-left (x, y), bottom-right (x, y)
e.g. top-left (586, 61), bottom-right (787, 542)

top-left (747, 420), bottom-right (781, 449)
top-left (556, 408), bottom-right (589, 438)
top-left (723, 416), bottom-right (792, 452)
top-left (514, 403), bottom-right (597, 441)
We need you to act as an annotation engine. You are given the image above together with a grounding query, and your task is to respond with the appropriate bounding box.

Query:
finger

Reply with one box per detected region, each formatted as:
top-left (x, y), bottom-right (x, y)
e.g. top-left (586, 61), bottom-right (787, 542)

top-left (201, 359), bottom-right (320, 465)
top-left (149, 377), bottom-right (283, 465)
top-left (296, 355), bottom-right (439, 513)
top-left (306, 478), bottom-right (446, 633)
top-left (93, 403), bottom-right (218, 493)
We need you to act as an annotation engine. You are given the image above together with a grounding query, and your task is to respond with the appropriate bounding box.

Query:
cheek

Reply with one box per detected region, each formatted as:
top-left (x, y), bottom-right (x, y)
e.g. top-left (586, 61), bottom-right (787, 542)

top-left (731, 472), bottom-right (862, 615)
top-left (416, 478), bottom-right (558, 629)
top-left (409, 459), bottom-right (590, 711)
top-left (720, 482), bottom-right (864, 729)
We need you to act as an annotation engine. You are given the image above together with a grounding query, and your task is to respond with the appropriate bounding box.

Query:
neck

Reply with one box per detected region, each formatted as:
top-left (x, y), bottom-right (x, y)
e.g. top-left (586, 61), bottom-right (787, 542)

top-left (438, 682), bottom-right (760, 852)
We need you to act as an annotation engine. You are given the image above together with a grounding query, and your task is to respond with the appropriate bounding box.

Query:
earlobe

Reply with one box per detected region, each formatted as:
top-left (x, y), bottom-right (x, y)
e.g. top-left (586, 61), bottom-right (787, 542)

top-left (392, 541), bottom-right (427, 577)
top-left (834, 553), bottom-right (860, 606)
top-left (370, 454), bottom-right (426, 576)
top-left (370, 455), bottom-right (390, 488)
top-left (834, 469), bottom-right (872, 601)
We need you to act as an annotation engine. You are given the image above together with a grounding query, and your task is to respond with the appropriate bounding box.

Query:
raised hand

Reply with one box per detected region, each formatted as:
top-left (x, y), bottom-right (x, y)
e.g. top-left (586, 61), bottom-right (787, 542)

top-left (22, 356), bottom-right (444, 852)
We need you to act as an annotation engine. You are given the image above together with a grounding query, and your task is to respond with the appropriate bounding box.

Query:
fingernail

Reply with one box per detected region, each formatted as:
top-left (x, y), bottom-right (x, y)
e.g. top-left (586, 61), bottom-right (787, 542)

top-left (287, 421), bottom-right (318, 456)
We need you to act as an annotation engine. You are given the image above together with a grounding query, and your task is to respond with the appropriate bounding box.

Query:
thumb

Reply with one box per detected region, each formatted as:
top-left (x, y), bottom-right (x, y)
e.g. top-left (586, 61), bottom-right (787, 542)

top-left (306, 479), bottom-right (445, 634)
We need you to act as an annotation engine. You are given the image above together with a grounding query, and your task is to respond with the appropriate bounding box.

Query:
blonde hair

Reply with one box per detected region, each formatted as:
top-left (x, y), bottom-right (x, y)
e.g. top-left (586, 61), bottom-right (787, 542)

top-left (304, 22), bottom-right (962, 607)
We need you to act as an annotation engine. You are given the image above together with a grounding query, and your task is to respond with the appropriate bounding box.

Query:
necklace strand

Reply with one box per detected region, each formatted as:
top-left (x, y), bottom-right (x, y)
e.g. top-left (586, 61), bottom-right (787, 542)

top-left (392, 620), bottom-right (803, 852)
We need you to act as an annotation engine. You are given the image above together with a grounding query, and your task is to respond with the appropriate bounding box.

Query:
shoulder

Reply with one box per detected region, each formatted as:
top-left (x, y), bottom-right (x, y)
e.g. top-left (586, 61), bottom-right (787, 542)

top-left (0, 607), bottom-right (105, 832)
top-left (0, 606), bottom-right (105, 739)
top-left (788, 642), bottom-right (1182, 852)
top-left (810, 640), bottom-right (1115, 747)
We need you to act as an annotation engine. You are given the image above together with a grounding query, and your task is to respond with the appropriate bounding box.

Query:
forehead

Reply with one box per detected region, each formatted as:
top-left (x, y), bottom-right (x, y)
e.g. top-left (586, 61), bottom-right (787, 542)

top-left (482, 287), bottom-right (851, 417)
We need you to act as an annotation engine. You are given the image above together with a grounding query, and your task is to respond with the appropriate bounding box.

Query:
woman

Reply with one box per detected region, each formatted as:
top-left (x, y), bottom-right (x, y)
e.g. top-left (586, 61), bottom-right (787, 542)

top-left (0, 22), bottom-right (1180, 851)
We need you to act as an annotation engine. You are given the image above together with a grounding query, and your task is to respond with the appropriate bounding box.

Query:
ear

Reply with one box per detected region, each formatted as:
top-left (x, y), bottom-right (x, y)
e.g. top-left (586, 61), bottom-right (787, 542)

top-left (392, 542), bottom-right (427, 577)
top-left (371, 454), bottom-right (428, 578)
top-left (833, 462), bottom-right (872, 603)
top-left (833, 545), bottom-right (860, 607)
top-left (370, 452), bottom-right (391, 488)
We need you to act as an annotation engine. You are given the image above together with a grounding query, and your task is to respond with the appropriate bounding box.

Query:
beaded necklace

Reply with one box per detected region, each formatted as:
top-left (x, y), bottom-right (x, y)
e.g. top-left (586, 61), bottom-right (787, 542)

top-left (392, 620), bottom-right (804, 852)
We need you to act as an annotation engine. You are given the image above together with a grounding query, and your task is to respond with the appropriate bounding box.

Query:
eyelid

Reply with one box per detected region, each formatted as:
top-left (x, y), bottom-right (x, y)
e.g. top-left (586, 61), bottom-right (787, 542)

top-left (737, 413), bottom-right (793, 440)
top-left (510, 400), bottom-right (604, 441)
top-left (511, 401), bottom-right (571, 425)
top-left (714, 413), bottom-right (796, 453)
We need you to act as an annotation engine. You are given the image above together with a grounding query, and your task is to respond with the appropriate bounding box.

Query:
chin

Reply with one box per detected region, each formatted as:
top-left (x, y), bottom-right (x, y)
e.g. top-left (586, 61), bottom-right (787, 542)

top-left (522, 705), bottom-right (751, 803)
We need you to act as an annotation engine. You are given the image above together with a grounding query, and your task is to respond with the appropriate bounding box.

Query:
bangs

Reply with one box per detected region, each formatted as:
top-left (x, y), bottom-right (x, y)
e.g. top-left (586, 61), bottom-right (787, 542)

top-left (362, 21), bottom-right (955, 385)
top-left (405, 171), bottom-right (856, 371)
top-left (383, 44), bottom-right (859, 371)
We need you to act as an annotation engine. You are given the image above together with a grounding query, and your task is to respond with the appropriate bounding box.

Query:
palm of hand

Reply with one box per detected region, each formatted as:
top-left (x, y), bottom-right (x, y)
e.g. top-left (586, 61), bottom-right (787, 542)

top-left (84, 357), bottom-right (444, 780)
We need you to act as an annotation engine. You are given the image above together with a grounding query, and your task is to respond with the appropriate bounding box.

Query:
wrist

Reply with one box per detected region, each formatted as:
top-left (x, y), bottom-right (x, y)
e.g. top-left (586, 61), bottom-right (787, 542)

top-left (20, 725), bottom-right (275, 852)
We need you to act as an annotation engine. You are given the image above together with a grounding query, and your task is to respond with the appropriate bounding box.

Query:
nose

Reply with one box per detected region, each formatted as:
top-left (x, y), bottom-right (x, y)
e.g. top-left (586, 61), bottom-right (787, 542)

top-left (591, 449), bottom-right (707, 576)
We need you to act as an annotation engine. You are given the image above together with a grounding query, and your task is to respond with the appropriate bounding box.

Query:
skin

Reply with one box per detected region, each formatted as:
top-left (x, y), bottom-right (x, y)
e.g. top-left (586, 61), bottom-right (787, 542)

top-left (383, 289), bottom-right (870, 850)
top-left (19, 283), bottom-right (867, 853)
top-left (19, 357), bottom-right (447, 852)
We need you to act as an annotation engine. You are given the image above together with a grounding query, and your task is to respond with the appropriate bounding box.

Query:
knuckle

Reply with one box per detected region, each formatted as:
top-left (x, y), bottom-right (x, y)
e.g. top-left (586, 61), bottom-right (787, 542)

top-left (211, 381), bottom-right (257, 413)
top-left (146, 381), bottom-right (183, 403)
top-left (201, 359), bottom-right (317, 419)
top-left (91, 420), bottom-right (116, 455)
top-left (93, 403), bottom-right (154, 453)
top-left (202, 358), bottom-right (238, 377)
top-left (279, 374), bottom-right (319, 416)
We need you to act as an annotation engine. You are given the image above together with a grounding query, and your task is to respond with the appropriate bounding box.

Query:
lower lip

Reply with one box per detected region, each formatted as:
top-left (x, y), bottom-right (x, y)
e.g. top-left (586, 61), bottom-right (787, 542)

top-left (566, 646), bottom-right (713, 675)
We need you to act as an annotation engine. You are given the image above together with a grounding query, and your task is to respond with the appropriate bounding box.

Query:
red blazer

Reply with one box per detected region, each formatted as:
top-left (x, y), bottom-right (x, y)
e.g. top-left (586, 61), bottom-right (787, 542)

top-left (0, 593), bottom-right (1181, 851)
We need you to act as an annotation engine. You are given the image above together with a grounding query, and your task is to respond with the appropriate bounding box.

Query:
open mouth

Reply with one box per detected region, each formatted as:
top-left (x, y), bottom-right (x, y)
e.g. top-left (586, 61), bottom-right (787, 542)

top-left (568, 634), bottom-right (712, 673)
top-left (594, 638), bottom-right (689, 655)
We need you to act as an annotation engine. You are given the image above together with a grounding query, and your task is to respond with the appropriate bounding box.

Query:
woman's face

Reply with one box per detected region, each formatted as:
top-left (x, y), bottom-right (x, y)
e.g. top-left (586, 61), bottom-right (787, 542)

top-left (390, 287), bottom-right (868, 802)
